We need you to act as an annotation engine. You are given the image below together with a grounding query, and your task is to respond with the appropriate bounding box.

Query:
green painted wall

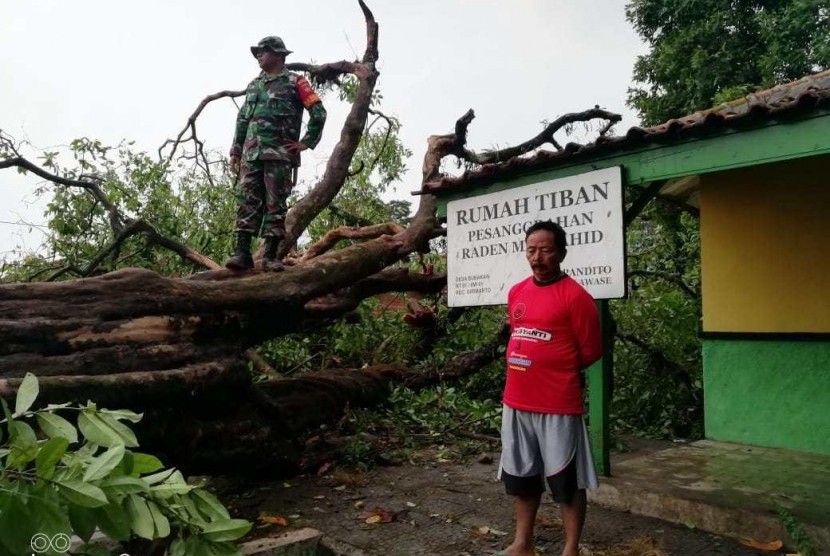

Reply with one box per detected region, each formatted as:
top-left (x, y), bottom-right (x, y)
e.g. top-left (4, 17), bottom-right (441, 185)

top-left (703, 339), bottom-right (830, 454)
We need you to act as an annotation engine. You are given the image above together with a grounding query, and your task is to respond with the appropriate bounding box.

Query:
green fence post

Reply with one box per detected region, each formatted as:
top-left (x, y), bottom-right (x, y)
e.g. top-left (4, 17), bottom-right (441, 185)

top-left (588, 299), bottom-right (613, 476)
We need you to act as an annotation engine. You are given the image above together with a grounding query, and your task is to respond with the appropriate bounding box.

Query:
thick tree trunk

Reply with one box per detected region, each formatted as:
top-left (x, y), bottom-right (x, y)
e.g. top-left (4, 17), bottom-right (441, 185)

top-left (0, 258), bottom-right (477, 476)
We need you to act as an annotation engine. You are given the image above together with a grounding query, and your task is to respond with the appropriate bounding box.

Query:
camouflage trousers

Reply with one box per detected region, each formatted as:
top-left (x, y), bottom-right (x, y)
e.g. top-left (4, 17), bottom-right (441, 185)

top-left (235, 160), bottom-right (293, 238)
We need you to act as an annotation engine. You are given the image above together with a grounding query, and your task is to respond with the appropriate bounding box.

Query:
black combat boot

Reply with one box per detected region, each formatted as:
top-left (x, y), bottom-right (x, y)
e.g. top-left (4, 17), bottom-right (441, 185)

top-left (224, 231), bottom-right (254, 270)
top-left (261, 236), bottom-right (285, 272)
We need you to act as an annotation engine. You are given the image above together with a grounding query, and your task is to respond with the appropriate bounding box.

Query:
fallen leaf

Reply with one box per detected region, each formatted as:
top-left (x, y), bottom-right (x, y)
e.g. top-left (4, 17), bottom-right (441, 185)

top-left (313, 495), bottom-right (326, 500)
top-left (359, 507), bottom-right (396, 524)
top-left (476, 526), bottom-right (508, 537)
top-left (333, 485), bottom-right (347, 491)
top-left (353, 500), bottom-right (365, 509)
top-left (739, 539), bottom-right (784, 552)
top-left (406, 501), bottom-right (417, 508)
top-left (259, 514), bottom-right (289, 526)
top-left (317, 461), bottom-right (332, 475)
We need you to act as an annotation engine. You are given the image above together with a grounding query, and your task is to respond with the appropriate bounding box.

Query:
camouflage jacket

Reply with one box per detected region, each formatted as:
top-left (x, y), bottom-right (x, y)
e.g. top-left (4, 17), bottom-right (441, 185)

top-left (230, 69), bottom-right (327, 165)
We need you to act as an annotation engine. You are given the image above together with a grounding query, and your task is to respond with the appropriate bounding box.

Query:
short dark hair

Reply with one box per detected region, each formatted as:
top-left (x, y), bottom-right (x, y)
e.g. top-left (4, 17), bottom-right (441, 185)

top-left (525, 220), bottom-right (567, 249)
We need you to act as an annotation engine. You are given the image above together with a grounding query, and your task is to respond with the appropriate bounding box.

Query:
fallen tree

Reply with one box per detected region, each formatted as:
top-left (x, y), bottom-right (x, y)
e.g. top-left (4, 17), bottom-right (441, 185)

top-left (0, 0), bottom-right (621, 474)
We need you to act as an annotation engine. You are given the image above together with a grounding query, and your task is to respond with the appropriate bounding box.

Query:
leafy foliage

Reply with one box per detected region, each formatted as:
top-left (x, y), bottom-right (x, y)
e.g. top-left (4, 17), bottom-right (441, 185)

top-left (626, 0), bottom-right (830, 124)
top-left (611, 202), bottom-right (703, 439)
top-left (0, 374), bottom-right (250, 556)
top-left (0, 137), bottom-right (236, 283)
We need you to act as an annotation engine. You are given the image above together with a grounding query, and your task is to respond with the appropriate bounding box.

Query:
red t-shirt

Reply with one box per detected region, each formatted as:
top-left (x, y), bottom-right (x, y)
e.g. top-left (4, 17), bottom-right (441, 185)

top-left (503, 275), bottom-right (602, 414)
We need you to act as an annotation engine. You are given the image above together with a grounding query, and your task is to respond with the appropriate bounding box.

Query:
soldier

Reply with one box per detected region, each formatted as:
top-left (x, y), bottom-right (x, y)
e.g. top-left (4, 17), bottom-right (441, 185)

top-left (226, 36), bottom-right (327, 271)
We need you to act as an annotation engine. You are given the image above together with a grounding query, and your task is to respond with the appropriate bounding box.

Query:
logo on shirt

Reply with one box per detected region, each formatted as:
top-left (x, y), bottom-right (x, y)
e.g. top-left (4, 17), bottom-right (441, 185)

top-left (511, 327), bottom-right (552, 342)
top-left (512, 302), bottom-right (526, 320)
top-left (508, 356), bottom-right (532, 367)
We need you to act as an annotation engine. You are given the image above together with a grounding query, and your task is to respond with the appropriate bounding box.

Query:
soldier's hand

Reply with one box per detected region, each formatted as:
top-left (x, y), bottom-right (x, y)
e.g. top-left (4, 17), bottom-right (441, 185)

top-left (230, 155), bottom-right (241, 175)
top-left (284, 141), bottom-right (308, 154)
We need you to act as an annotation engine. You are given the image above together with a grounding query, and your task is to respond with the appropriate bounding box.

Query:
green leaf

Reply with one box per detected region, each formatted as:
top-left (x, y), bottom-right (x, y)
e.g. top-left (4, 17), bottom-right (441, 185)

top-left (36, 436), bottom-right (70, 479)
top-left (96, 412), bottom-right (139, 447)
top-left (147, 499), bottom-right (171, 538)
top-left (83, 444), bottom-right (125, 482)
top-left (119, 449), bottom-right (135, 475)
top-left (78, 411), bottom-right (123, 447)
top-left (143, 467), bottom-right (176, 485)
top-left (100, 475), bottom-right (150, 495)
top-left (29, 486), bottom-right (73, 551)
top-left (100, 408), bottom-right (144, 423)
top-left (200, 518), bottom-right (252, 542)
top-left (191, 489), bottom-right (230, 520)
top-left (14, 372), bottom-right (39, 415)
top-left (0, 397), bottom-right (12, 422)
top-left (173, 493), bottom-right (207, 525)
top-left (131, 452), bottom-right (164, 475)
top-left (151, 482), bottom-right (193, 498)
top-left (125, 493), bottom-right (155, 539)
top-left (37, 412), bottom-right (79, 443)
top-left (57, 480), bottom-right (109, 508)
top-left (92, 502), bottom-right (132, 541)
top-left (8, 420), bottom-right (39, 468)
top-left (68, 504), bottom-right (99, 543)
top-left (0, 491), bottom-right (34, 555)
top-left (169, 537), bottom-right (188, 556)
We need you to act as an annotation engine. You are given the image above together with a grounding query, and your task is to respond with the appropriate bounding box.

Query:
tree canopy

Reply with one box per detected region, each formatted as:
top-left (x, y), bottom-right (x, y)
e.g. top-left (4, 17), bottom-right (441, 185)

top-left (626, 0), bottom-right (830, 124)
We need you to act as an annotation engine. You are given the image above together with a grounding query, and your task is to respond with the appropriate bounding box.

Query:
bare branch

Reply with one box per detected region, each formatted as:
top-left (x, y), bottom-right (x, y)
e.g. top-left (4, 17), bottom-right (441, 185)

top-left (0, 156), bottom-right (125, 234)
top-left (0, 154), bottom-right (220, 274)
top-left (359, 108), bottom-right (395, 177)
top-left (159, 89), bottom-right (245, 162)
top-left (286, 61), bottom-right (363, 83)
top-left (300, 222), bottom-right (405, 261)
top-left (358, 0), bottom-right (379, 64)
top-left (244, 349), bottom-right (283, 379)
top-left (277, 2), bottom-right (381, 258)
top-left (457, 107), bottom-right (622, 165)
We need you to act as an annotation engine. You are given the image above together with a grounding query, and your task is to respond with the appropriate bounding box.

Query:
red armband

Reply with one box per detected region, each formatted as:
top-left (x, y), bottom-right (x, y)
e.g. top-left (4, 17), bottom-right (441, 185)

top-left (296, 76), bottom-right (322, 109)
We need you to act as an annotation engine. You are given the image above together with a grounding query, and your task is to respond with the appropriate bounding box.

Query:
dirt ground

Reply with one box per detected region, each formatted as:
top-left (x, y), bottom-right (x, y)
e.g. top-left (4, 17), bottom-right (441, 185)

top-left (214, 447), bottom-right (769, 556)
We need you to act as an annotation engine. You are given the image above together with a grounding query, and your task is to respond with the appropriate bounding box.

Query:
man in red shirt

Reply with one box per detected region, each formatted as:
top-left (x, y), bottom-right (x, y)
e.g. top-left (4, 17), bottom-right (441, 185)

top-left (497, 220), bottom-right (602, 556)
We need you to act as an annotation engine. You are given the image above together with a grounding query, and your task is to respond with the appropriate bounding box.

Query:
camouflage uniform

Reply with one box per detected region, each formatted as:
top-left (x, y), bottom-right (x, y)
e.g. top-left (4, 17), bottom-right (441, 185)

top-left (231, 56), bottom-right (327, 240)
top-left (225, 36), bottom-right (326, 271)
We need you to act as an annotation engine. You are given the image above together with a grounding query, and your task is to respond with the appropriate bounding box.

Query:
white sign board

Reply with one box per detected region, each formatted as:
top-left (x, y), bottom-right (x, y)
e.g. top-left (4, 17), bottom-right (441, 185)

top-left (447, 167), bottom-right (625, 306)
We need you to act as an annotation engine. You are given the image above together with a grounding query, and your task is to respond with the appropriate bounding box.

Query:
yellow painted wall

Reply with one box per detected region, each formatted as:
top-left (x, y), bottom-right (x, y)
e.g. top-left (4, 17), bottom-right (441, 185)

top-left (700, 156), bottom-right (830, 332)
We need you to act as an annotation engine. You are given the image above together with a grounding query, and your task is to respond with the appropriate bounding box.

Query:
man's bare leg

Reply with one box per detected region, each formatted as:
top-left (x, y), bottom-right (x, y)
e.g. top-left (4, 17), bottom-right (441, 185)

top-left (503, 493), bottom-right (541, 556)
top-left (560, 489), bottom-right (587, 556)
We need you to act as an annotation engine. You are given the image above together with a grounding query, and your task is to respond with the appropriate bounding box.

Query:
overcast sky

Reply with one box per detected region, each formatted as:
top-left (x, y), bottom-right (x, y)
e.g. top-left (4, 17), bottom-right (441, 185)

top-left (0, 0), bottom-right (646, 259)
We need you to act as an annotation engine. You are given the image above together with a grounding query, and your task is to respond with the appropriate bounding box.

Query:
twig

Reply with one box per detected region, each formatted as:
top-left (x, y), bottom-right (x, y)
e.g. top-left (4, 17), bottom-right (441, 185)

top-left (244, 349), bottom-right (283, 379)
top-left (159, 89), bottom-right (245, 162)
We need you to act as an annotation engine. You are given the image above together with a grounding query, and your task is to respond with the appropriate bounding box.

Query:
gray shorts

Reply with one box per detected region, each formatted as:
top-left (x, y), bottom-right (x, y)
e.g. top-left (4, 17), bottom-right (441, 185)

top-left (498, 405), bottom-right (598, 501)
